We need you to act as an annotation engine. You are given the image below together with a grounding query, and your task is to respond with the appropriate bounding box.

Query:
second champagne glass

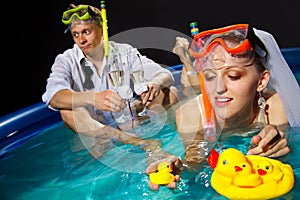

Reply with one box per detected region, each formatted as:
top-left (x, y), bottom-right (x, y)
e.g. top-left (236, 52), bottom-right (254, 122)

top-left (128, 51), bottom-right (149, 117)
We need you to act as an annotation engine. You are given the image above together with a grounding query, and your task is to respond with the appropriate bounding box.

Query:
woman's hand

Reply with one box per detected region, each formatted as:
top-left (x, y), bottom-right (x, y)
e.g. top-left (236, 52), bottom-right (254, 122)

top-left (146, 154), bottom-right (183, 191)
top-left (247, 125), bottom-right (290, 157)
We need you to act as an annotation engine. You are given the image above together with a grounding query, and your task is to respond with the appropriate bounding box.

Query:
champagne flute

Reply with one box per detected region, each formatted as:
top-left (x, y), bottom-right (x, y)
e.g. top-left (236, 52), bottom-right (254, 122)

top-left (108, 55), bottom-right (129, 123)
top-left (108, 56), bottom-right (124, 89)
top-left (128, 51), bottom-right (149, 117)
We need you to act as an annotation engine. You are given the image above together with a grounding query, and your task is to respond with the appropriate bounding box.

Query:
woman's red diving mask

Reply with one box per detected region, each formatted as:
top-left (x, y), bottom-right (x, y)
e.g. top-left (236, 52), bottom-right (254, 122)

top-left (190, 24), bottom-right (257, 59)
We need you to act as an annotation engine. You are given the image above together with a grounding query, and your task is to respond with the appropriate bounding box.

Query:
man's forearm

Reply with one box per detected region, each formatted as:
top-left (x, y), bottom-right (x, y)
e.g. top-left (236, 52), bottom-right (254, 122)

top-left (50, 89), bottom-right (94, 110)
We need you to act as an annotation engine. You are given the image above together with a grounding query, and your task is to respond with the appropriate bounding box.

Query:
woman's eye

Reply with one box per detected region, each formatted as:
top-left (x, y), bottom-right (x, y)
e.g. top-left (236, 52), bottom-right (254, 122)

top-left (228, 75), bottom-right (241, 80)
top-left (204, 73), bottom-right (216, 81)
top-left (205, 76), bottom-right (215, 81)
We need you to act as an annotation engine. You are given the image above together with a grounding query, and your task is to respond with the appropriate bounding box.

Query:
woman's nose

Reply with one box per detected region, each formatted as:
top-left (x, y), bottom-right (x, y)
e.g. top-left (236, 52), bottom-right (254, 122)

top-left (216, 78), bottom-right (226, 95)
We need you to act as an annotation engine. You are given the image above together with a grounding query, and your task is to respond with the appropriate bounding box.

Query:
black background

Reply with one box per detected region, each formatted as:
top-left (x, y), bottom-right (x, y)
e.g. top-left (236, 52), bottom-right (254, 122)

top-left (2, 0), bottom-right (300, 117)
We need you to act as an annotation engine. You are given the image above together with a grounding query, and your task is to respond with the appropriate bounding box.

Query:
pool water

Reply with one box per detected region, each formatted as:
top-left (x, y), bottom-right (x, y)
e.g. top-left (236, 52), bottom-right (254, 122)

top-left (1, 105), bottom-right (300, 200)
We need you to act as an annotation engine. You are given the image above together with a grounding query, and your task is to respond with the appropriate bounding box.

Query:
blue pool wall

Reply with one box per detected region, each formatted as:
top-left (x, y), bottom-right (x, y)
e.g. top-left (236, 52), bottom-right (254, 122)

top-left (0, 47), bottom-right (299, 156)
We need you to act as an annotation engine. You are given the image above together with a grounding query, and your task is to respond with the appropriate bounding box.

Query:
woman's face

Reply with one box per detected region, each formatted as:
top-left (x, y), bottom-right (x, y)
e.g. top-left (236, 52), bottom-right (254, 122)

top-left (202, 45), bottom-right (260, 120)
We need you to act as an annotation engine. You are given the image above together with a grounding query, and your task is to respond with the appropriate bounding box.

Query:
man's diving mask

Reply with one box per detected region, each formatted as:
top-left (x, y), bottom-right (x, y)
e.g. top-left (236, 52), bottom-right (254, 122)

top-left (190, 24), bottom-right (266, 71)
top-left (62, 5), bottom-right (103, 26)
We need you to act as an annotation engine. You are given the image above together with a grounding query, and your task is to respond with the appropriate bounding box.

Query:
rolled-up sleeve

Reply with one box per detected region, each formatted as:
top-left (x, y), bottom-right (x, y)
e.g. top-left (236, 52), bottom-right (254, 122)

top-left (42, 54), bottom-right (76, 105)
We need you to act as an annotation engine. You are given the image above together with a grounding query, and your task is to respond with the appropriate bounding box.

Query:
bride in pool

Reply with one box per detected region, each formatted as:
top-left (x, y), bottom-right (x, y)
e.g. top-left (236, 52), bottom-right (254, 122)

top-left (146, 24), bottom-right (300, 190)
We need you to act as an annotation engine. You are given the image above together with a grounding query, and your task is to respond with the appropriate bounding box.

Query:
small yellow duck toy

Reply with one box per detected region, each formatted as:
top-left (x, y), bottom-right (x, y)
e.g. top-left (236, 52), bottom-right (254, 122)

top-left (149, 161), bottom-right (175, 185)
top-left (207, 148), bottom-right (294, 200)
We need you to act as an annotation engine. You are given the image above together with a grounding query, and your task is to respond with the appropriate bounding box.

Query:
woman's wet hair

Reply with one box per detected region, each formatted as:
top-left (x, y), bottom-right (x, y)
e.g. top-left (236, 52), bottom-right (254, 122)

top-left (248, 25), bottom-right (268, 72)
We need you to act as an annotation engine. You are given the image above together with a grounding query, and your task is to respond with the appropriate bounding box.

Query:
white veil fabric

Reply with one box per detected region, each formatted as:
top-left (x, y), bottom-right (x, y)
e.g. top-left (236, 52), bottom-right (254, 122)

top-left (254, 28), bottom-right (300, 127)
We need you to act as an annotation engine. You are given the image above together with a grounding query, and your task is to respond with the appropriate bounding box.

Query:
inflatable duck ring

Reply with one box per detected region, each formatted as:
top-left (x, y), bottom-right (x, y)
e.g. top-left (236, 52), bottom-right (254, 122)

top-left (207, 148), bottom-right (294, 200)
top-left (149, 161), bottom-right (175, 185)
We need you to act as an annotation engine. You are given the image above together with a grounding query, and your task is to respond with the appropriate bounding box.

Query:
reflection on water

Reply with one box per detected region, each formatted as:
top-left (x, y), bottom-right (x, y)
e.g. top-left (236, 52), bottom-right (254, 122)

top-left (1, 111), bottom-right (300, 199)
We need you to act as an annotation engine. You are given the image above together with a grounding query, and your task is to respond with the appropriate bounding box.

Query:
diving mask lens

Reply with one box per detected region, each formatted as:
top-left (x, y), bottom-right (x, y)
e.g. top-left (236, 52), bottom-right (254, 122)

top-left (190, 24), bottom-right (253, 59)
top-left (197, 48), bottom-right (255, 72)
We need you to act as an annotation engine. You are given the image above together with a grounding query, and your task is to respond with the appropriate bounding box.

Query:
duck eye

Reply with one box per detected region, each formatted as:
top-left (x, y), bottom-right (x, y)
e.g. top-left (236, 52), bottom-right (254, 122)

top-left (265, 166), bottom-right (270, 170)
top-left (167, 165), bottom-right (169, 168)
top-left (242, 164), bottom-right (246, 168)
top-left (222, 160), bottom-right (228, 165)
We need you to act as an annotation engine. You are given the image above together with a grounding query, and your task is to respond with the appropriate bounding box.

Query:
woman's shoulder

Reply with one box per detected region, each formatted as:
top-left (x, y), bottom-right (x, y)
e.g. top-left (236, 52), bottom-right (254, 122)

top-left (265, 92), bottom-right (289, 126)
top-left (265, 91), bottom-right (282, 106)
top-left (176, 95), bottom-right (201, 112)
top-left (175, 95), bottom-right (203, 134)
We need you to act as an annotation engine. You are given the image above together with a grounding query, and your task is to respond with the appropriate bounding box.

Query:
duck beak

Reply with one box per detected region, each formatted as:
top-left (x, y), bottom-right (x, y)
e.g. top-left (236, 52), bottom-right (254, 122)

top-left (235, 166), bottom-right (243, 172)
top-left (257, 169), bottom-right (267, 175)
top-left (208, 148), bottom-right (219, 169)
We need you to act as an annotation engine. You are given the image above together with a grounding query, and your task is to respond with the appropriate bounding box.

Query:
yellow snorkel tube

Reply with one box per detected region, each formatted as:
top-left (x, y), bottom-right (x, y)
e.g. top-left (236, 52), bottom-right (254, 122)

top-left (101, 1), bottom-right (109, 57)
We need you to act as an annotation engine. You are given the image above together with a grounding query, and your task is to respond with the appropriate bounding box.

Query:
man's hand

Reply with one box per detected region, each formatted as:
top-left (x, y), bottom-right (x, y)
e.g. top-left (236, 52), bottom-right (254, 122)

top-left (94, 90), bottom-right (126, 111)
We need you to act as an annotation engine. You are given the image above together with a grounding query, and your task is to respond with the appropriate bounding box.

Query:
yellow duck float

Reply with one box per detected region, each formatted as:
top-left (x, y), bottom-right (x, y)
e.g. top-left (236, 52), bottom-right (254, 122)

top-left (149, 161), bottom-right (175, 185)
top-left (207, 148), bottom-right (294, 200)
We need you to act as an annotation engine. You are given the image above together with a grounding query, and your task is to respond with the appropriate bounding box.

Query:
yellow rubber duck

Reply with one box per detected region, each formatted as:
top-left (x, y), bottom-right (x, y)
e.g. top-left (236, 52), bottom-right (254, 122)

top-left (207, 148), bottom-right (294, 200)
top-left (253, 159), bottom-right (284, 182)
top-left (149, 161), bottom-right (175, 185)
top-left (232, 160), bottom-right (263, 187)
